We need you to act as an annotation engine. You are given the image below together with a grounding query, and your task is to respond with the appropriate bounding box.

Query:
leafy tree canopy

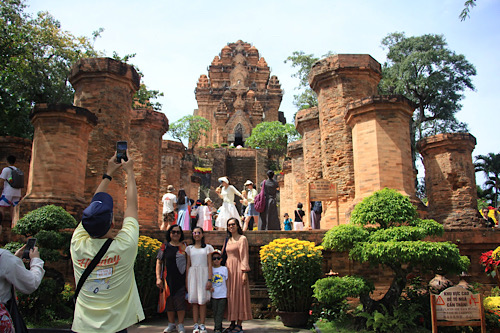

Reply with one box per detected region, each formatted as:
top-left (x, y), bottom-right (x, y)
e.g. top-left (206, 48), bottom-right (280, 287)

top-left (379, 32), bottom-right (476, 142)
top-left (460, 0), bottom-right (477, 21)
top-left (284, 51), bottom-right (334, 111)
top-left (0, 0), bottom-right (163, 138)
top-left (322, 188), bottom-right (470, 314)
top-left (475, 152), bottom-right (500, 207)
top-left (245, 121), bottom-right (301, 169)
top-left (169, 115), bottom-right (211, 153)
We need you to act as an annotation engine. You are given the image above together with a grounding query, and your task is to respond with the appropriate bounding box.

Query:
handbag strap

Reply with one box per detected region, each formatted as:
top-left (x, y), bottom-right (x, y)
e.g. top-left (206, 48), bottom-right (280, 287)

top-left (73, 238), bottom-right (113, 302)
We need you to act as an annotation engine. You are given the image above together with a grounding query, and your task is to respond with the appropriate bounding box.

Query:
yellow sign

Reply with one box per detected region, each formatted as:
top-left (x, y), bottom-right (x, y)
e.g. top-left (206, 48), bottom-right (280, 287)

top-left (309, 180), bottom-right (337, 201)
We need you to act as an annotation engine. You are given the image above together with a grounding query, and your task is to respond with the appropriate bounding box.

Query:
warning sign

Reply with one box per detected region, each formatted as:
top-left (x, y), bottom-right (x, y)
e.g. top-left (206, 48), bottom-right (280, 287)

top-left (309, 180), bottom-right (337, 201)
top-left (435, 286), bottom-right (481, 321)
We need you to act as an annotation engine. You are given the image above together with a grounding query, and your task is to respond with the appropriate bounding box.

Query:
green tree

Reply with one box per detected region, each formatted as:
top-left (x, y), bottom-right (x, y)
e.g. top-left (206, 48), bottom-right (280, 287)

top-left (0, 0), bottom-right (102, 138)
top-left (245, 121), bottom-right (301, 169)
top-left (379, 32), bottom-right (476, 144)
top-left (322, 188), bottom-right (469, 315)
top-left (284, 51), bottom-right (334, 111)
top-left (169, 115), bottom-right (211, 154)
top-left (460, 0), bottom-right (477, 21)
top-left (475, 153), bottom-right (500, 207)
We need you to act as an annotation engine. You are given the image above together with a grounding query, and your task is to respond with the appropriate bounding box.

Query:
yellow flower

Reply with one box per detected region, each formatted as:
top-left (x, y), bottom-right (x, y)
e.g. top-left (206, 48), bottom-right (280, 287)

top-left (277, 263), bottom-right (282, 266)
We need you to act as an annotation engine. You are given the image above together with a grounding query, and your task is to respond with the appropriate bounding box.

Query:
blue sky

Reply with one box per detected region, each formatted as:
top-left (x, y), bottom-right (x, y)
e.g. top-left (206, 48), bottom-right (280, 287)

top-left (25, 0), bottom-right (500, 184)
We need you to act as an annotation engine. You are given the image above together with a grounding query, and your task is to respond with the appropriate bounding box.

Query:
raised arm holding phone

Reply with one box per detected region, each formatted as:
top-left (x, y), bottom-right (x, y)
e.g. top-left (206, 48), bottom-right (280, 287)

top-left (70, 144), bottom-right (144, 333)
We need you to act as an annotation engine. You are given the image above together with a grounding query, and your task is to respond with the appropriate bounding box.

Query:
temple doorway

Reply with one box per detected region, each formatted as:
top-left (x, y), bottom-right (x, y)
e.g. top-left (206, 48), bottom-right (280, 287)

top-left (234, 124), bottom-right (244, 147)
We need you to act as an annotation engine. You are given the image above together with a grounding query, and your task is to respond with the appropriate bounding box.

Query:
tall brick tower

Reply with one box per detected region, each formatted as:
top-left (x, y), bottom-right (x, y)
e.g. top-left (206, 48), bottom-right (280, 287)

top-left (21, 104), bottom-right (97, 218)
top-left (69, 58), bottom-right (140, 224)
top-left (195, 40), bottom-right (284, 147)
top-left (309, 55), bottom-right (382, 225)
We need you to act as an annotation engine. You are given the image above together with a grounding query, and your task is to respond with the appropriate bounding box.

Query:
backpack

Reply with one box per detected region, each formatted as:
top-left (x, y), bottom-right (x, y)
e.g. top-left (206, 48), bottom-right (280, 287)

top-left (254, 181), bottom-right (266, 213)
top-left (313, 201), bottom-right (323, 214)
top-left (7, 167), bottom-right (24, 189)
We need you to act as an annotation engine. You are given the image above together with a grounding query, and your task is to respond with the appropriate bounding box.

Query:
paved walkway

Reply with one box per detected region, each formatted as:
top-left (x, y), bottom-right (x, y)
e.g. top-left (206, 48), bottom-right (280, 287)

top-left (129, 317), bottom-right (312, 333)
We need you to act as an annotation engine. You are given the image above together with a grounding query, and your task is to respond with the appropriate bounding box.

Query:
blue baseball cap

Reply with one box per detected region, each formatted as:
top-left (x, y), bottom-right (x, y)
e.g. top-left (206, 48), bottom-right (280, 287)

top-left (82, 192), bottom-right (114, 238)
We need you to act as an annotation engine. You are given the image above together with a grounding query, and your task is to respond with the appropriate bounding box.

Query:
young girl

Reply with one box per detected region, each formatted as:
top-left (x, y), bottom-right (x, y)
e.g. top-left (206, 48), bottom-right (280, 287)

top-left (186, 227), bottom-right (214, 333)
top-left (283, 213), bottom-right (292, 231)
top-left (294, 202), bottom-right (305, 230)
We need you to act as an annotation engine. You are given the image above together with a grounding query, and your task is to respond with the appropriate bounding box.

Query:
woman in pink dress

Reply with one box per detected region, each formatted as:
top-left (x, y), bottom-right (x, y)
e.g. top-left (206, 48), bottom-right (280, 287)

top-left (222, 217), bottom-right (252, 332)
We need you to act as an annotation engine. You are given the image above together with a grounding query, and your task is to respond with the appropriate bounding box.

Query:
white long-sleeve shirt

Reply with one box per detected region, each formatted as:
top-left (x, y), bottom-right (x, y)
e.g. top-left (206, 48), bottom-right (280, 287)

top-left (0, 248), bottom-right (45, 303)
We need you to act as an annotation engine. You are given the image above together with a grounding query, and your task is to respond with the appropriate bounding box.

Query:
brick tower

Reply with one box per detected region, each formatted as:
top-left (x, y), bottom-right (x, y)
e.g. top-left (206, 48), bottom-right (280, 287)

top-left (309, 54), bottom-right (382, 225)
top-left (130, 108), bottom-right (168, 231)
top-left (69, 58), bottom-right (140, 224)
top-left (195, 40), bottom-right (284, 147)
top-left (21, 104), bottom-right (97, 218)
top-left (417, 133), bottom-right (480, 228)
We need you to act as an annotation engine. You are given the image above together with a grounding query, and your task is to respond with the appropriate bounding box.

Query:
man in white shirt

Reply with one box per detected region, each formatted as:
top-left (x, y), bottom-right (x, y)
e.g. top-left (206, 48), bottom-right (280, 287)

top-left (0, 155), bottom-right (22, 227)
top-left (161, 185), bottom-right (177, 230)
top-left (70, 151), bottom-right (144, 333)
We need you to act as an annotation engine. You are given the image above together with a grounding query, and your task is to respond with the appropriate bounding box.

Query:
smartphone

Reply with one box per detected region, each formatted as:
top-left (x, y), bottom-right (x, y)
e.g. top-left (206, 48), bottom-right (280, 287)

top-left (22, 238), bottom-right (37, 260)
top-left (116, 141), bottom-right (128, 163)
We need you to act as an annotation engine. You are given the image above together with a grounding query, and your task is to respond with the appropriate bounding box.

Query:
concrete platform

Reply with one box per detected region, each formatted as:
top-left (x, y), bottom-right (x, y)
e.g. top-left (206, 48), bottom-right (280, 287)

top-left (128, 317), bottom-right (312, 333)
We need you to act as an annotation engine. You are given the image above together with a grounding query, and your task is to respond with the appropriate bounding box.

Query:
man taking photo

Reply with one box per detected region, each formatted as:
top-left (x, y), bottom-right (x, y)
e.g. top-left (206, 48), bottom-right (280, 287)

top-left (70, 151), bottom-right (144, 333)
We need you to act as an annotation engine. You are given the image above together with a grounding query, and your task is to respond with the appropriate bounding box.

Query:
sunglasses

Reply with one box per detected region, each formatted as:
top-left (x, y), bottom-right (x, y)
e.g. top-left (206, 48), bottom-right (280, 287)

top-left (227, 223), bottom-right (237, 227)
top-left (170, 230), bottom-right (181, 234)
top-left (192, 231), bottom-right (202, 235)
top-left (212, 257), bottom-right (222, 260)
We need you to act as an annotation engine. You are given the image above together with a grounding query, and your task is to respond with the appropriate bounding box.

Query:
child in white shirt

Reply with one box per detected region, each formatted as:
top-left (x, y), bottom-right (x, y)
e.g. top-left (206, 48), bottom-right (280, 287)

top-left (210, 249), bottom-right (228, 333)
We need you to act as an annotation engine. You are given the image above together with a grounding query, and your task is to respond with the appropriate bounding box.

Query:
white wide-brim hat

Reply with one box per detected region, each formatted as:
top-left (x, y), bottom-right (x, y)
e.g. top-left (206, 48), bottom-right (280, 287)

top-left (244, 180), bottom-right (253, 186)
top-left (218, 176), bottom-right (229, 184)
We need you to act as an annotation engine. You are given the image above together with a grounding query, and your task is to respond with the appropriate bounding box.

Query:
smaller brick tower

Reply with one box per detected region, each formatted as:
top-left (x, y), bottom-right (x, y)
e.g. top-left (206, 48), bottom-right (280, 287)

top-left (417, 133), bottom-right (480, 228)
top-left (309, 54), bottom-right (381, 225)
top-left (345, 96), bottom-right (415, 201)
top-left (69, 58), bottom-right (140, 224)
top-left (21, 104), bottom-right (97, 218)
top-left (130, 109), bottom-right (169, 231)
top-left (295, 107), bottom-right (322, 181)
top-left (282, 140), bottom-right (307, 226)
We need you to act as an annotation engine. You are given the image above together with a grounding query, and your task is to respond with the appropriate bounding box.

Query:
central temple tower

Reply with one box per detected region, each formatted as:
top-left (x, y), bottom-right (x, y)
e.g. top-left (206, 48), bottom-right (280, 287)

top-left (195, 40), bottom-right (285, 147)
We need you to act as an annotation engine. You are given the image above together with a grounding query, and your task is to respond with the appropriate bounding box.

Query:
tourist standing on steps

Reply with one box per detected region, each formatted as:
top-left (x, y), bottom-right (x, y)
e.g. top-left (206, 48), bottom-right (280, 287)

top-left (310, 201), bottom-right (322, 230)
top-left (161, 185), bottom-right (177, 231)
top-left (258, 170), bottom-right (280, 230)
top-left (214, 177), bottom-right (243, 230)
top-left (156, 225), bottom-right (187, 333)
top-left (223, 218), bottom-right (252, 333)
top-left (176, 189), bottom-right (191, 231)
top-left (186, 227), bottom-right (214, 333)
top-left (0, 155), bottom-right (22, 227)
top-left (241, 180), bottom-right (259, 232)
top-left (294, 202), bottom-right (306, 230)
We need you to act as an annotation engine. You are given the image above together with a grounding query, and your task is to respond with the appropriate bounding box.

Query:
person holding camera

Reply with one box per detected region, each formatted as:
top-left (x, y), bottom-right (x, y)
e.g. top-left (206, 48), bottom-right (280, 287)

top-left (0, 243), bottom-right (45, 332)
top-left (70, 151), bottom-right (144, 333)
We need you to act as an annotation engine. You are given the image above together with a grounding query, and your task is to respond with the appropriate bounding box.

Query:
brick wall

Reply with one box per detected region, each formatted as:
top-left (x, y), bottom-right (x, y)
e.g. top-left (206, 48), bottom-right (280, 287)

top-left (20, 104), bottom-right (97, 219)
top-left (130, 108), bottom-right (168, 231)
top-left (69, 58), bottom-right (140, 225)
top-left (418, 133), bottom-right (480, 228)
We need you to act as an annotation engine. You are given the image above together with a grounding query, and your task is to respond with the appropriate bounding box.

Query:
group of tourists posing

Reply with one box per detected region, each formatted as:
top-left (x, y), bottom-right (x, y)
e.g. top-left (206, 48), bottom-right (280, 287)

top-left (161, 170), bottom-right (281, 232)
top-left (156, 219), bottom-right (251, 333)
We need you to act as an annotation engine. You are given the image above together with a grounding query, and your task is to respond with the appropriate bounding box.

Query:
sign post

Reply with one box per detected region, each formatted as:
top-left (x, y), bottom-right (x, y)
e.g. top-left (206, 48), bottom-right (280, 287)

top-left (430, 286), bottom-right (486, 332)
top-left (308, 180), bottom-right (339, 227)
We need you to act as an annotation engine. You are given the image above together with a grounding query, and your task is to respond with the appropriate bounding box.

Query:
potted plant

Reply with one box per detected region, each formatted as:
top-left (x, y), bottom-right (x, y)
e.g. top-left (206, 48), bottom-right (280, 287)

top-left (480, 246), bottom-right (500, 285)
top-left (260, 238), bottom-right (323, 327)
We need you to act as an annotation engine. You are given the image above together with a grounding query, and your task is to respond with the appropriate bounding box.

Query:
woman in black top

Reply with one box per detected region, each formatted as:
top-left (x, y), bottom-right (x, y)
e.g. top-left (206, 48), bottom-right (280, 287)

top-left (156, 225), bottom-right (187, 333)
top-left (258, 170), bottom-right (280, 230)
top-left (294, 202), bottom-right (306, 230)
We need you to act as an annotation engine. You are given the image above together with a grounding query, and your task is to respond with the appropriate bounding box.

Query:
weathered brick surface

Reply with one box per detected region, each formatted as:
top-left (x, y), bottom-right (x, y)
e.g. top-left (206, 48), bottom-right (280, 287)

top-left (345, 95), bottom-right (415, 201)
top-left (282, 140), bottom-right (307, 226)
top-left (20, 104), bottom-right (97, 219)
top-left (130, 108), bottom-right (168, 231)
top-left (308, 54), bottom-right (382, 227)
top-left (418, 133), bottom-right (479, 228)
top-left (69, 58), bottom-right (140, 224)
top-left (195, 40), bottom-right (283, 147)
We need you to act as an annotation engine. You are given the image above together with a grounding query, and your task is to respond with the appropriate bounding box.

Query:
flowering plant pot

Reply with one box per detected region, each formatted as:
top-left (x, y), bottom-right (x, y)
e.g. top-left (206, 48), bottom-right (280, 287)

top-left (259, 238), bottom-right (323, 314)
top-left (480, 246), bottom-right (500, 283)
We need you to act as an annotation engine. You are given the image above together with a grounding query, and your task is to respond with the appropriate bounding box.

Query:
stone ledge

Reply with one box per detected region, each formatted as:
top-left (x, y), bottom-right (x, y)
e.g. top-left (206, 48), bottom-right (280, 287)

top-left (417, 133), bottom-right (477, 153)
top-left (30, 103), bottom-right (98, 126)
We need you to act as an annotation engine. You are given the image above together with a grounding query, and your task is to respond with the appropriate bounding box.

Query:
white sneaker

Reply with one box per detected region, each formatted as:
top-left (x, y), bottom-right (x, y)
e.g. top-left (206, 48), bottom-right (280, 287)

top-left (193, 323), bottom-right (200, 333)
top-left (177, 323), bottom-right (185, 333)
top-left (163, 323), bottom-right (176, 333)
top-left (200, 324), bottom-right (207, 333)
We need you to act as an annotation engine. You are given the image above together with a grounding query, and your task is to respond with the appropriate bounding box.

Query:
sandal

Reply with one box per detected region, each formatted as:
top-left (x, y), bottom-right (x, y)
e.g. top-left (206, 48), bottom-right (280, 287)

top-left (223, 325), bottom-right (235, 333)
top-left (232, 325), bottom-right (244, 332)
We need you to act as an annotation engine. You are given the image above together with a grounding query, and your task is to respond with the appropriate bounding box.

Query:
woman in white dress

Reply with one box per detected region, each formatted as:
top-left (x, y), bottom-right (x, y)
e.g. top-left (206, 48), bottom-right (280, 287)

top-left (186, 227), bottom-right (214, 333)
top-left (215, 177), bottom-right (243, 230)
